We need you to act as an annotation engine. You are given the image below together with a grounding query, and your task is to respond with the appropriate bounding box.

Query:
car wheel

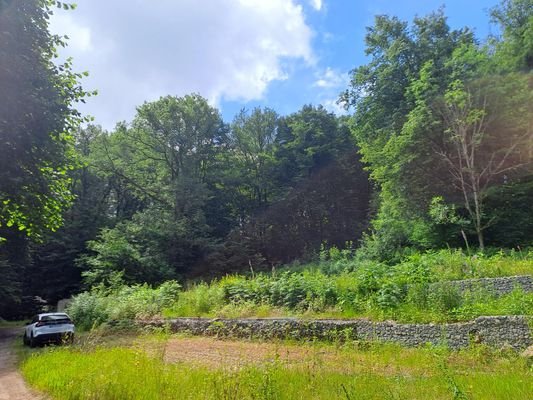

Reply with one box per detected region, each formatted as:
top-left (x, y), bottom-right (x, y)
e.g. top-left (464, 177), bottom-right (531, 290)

top-left (23, 332), bottom-right (28, 346)
top-left (65, 332), bottom-right (74, 345)
top-left (29, 333), bottom-right (36, 348)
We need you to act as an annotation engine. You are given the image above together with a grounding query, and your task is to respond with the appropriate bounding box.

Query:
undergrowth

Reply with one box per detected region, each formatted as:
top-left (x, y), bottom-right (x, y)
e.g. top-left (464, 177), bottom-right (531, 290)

top-left (66, 248), bottom-right (533, 328)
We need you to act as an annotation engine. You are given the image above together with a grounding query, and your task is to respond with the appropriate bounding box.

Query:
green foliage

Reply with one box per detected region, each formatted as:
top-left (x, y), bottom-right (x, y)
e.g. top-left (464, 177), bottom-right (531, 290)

top-left (0, 0), bottom-right (94, 241)
top-left (0, 0), bottom-right (97, 317)
top-left (0, 256), bottom-right (20, 307)
top-left (79, 215), bottom-right (175, 287)
top-left (490, 0), bottom-right (533, 71)
top-left (341, 1), bottom-right (533, 256)
top-left (432, 72), bottom-right (533, 250)
top-left (77, 101), bottom-right (371, 282)
top-left (166, 282), bottom-right (224, 317)
top-left (153, 249), bottom-right (533, 323)
top-left (79, 95), bottom-right (228, 279)
top-left (223, 105), bottom-right (370, 265)
top-left (4, 0), bottom-right (532, 320)
top-left (429, 197), bottom-right (464, 226)
top-left (483, 176), bottom-right (533, 247)
top-left (66, 281), bottom-right (181, 330)
top-left (24, 126), bottom-right (114, 305)
top-left (427, 283), bottom-right (463, 314)
top-left (65, 248), bottom-right (528, 326)
top-left (227, 107), bottom-right (279, 211)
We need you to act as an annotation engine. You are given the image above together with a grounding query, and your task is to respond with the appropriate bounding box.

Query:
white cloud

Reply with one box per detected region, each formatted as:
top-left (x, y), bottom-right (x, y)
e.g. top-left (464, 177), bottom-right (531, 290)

top-left (51, 13), bottom-right (93, 52)
top-left (321, 98), bottom-right (348, 116)
top-left (314, 67), bottom-right (347, 89)
top-left (50, 0), bottom-right (313, 128)
top-left (309, 0), bottom-right (323, 11)
top-left (312, 67), bottom-right (349, 115)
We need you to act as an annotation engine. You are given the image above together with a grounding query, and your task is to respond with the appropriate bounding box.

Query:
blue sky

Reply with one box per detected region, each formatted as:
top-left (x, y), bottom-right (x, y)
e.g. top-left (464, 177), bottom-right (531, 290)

top-left (51, 0), bottom-right (501, 129)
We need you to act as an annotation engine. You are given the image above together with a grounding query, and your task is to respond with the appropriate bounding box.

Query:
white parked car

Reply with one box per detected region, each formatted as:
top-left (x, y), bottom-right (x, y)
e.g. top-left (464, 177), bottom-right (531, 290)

top-left (23, 312), bottom-right (75, 347)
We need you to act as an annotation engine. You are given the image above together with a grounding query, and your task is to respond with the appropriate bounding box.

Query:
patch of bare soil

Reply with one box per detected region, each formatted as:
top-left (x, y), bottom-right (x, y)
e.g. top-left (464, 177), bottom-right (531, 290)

top-left (163, 337), bottom-right (336, 370)
top-left (0, 328), bottom-right (44, 400)
top-left (161, 337), bottom-right (433, 378)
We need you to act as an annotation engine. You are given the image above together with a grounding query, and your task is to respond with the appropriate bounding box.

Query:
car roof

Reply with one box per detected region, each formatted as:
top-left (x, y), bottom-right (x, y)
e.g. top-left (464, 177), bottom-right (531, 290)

top-left (38, 312), bottom-right (69, 317)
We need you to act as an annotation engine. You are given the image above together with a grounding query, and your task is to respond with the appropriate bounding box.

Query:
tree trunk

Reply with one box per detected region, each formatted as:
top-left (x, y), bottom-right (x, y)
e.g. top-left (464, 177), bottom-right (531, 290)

top-left (476, 226), bottom-right (485, 251)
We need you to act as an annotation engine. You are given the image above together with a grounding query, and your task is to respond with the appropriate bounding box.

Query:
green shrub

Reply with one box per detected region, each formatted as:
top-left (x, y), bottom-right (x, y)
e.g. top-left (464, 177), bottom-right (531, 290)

top-left (67, 281), bottom-right (181, 330)
top-left (405, 283), bottom-right (430, 310)
top-left (66, 291), bottom-right (111, 330)
top-left (376, 282), bottom-right (405, 310)
top-left (427, 283), bottom-right (462, 314)
top-left (165, 282), bottom-right (224, 317)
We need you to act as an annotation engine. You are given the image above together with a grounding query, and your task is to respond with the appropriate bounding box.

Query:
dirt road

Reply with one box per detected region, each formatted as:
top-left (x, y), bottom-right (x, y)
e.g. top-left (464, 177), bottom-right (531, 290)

top-left (0, 328), bottom-right (42, 400)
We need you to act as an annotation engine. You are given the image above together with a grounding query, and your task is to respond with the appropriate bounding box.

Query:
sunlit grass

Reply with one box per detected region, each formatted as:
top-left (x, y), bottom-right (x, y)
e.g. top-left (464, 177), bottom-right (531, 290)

top-left (21, 334), bottom-right (533, 400)
top-left (162, 288), bottom-right (533, 323)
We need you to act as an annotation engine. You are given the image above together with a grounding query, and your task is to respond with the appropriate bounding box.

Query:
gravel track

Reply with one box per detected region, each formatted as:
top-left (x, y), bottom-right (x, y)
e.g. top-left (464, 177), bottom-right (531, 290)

top-left (0, 328), bottom-right (43, 400)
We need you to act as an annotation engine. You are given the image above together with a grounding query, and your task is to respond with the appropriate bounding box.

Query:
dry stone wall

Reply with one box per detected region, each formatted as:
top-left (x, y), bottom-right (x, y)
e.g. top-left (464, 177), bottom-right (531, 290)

top-left (141, 315), bottom-right (532, 350)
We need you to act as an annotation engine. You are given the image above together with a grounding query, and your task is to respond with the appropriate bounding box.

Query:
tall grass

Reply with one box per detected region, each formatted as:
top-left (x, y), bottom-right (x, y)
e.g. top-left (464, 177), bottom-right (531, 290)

top-left (162, 282), bottom-right (533, 323)
top-left (22, 338), bottom-right (533, 400)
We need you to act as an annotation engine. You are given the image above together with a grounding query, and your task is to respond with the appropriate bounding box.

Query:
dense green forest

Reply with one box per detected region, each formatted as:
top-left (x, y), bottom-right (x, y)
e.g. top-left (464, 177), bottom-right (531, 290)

top-left (0, 0), bottom-right (532, 320)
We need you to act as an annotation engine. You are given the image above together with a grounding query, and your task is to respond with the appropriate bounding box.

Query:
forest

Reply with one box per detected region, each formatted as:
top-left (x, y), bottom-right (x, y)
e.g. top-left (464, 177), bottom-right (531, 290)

top-left (0, 0), bottom-right (532, 320)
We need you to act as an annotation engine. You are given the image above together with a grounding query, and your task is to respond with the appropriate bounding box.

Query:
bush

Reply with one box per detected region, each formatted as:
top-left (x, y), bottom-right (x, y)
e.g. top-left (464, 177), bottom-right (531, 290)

top-left (165, 282), bottom-right (224, 317)
top-left (67, 281), bottom-right (181, 330)
top-left (66, 291), bottom-right (111, 330)
top-left (427, 283), bottom-right (462, 314)
top-left (376, 282), bottom-right (405, 310)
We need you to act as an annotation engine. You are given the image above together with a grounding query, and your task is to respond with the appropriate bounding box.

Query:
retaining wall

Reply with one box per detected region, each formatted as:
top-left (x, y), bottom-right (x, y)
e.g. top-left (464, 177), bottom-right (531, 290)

top-left (432, 275), bottom-right (532, 296)
top-left (141, 315), bottom-right (532, 350)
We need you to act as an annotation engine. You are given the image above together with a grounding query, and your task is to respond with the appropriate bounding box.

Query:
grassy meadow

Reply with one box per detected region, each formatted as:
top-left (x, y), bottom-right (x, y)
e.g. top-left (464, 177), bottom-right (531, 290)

top-left (21, 333), bottom-right (533, 400)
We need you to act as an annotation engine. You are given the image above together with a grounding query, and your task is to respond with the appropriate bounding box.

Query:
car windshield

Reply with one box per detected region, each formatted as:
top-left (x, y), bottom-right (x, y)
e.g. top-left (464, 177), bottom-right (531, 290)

top-left (41, 314), bottom-right (69, 321)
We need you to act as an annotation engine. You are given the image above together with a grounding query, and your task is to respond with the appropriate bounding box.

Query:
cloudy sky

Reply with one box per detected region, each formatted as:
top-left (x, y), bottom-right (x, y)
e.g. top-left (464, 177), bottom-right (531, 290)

top-left (50, 0), bottom-right (501, 129)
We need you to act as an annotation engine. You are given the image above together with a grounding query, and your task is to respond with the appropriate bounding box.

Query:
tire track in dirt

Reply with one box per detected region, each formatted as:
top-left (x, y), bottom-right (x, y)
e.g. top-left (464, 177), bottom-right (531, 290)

top-left (0, 328), bottom-right (43, 400)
